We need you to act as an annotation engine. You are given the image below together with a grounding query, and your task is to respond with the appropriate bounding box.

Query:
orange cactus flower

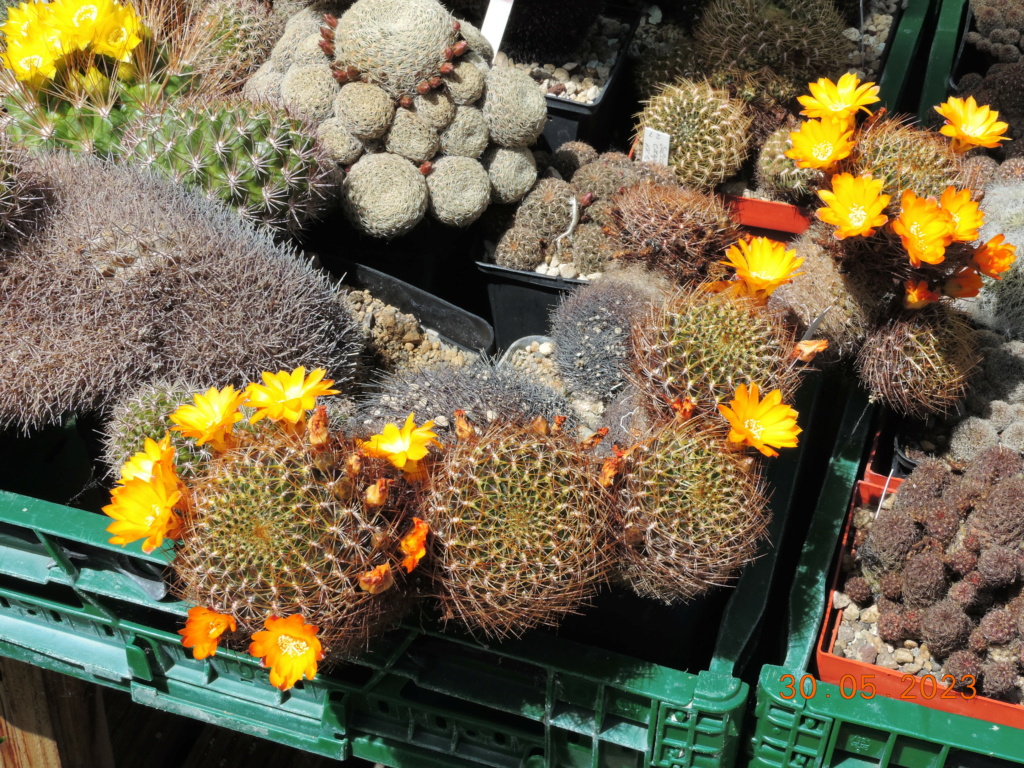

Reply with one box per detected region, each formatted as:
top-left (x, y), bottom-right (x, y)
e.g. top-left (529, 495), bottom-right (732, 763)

top-left (934, 95), bottom-right (1010, 153)
top-left (361, 413), bottom-right (441, 474)
top-left (973, 234), bottom-right (1018, 279)
top-left (721, 236), bottom-right (804, 298)
top-left (798, 73), bottom-right (880, 124)
top-left (358, 563), bottom-right (395, 594)
top-left (170, 385), bottom-right (247, 452)
top-left (103, 463), bottom-right (183, 553)
top-left (786, 118), bottom-right (856, 170)
top-left (178, 606), bottom-right (237, 660)
top-left (938, 186), bottom-right (985, 243)
top-left (717, 383), bottom-right (801, 458)
top-left (118, 432), bottom-right (177, 485)
top-left (248, 615), bottom-right (325, 691)
top-left (903, 280), bottom-right (941, 310)
top-left (791, 339), bottom-right (829, 362)
top-left (816, 172), bottom-right (891, 239)
top-left (944, 267), bottom-right (984, 298)
top-left (399, 518), bottom-right (430, 574)
top-left (245, 367), bottom-right (340, 426)
top-left (890, 190), bottom-right (955, 267)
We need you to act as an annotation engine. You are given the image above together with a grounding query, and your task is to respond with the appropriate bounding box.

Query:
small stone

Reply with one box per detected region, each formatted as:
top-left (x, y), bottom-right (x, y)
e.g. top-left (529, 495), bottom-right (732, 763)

top-left (648, 4), bottom-right (663, 23)
top-left (918, 644), bottom-right (931, 662)
top-left (553, 67), bottom-right (570, 82)
top-left (843, 27), bottom-right (862, 42)
top-left (434, 415), bottom-right (449, 428)
top-left (904, 640), bottom-right (918, 649)
top-left (920, 440), bottom-right (936, 451)
top-left (564, 61), bottom-right (578, 71)
top-left (845, 605), bottom-right (861, 622)
top-left (558, 263), bottom-right (577, 279)
top-left (534, 263), bottom-right (549, 275)
top-left (837, 625), bottom-right (855, 649)
top-left (860, 605), bottom-right (880, 624)
top-left (584, 272), bottom-right (602, 281)
top-left (548, 83), bottom-right (566, 96)
top-left (876, 651), bottom-right (898, 669)
top-left (833, 593), bottom-right (852, 610)
top-left (538, 342), bottom-right (554, 356)
top-left (531, 67), bottom-right (548, 79)
top-left (894, 649), bottom-right (914, 664)
top-left (597, 65), bottom-right (611, 79)
top-left (584, 85), bottom-right (601, 101)
top-left (858, 643), bottom-right (878, 664)
top-left (924, 660), bottom-right (933, 671)
top-left (902, 663), bottom-right (922, 674)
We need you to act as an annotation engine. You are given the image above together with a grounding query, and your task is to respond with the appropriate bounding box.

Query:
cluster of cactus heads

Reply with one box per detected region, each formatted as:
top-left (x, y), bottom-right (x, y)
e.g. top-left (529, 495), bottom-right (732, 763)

top-left (847, 447), bottom-right (1024, 700)
top-left (249, 0), bottom-right (548, 237)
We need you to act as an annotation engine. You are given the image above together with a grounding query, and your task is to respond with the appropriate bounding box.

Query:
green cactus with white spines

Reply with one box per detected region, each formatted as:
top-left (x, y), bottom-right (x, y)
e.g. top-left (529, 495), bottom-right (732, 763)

top-left (120, 99), bottom-right (331, 234)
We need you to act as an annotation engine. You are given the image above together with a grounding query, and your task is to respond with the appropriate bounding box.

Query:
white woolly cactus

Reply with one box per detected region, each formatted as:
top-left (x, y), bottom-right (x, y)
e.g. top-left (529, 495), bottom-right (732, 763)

top-left (342, 152), bottom-right (429, 238)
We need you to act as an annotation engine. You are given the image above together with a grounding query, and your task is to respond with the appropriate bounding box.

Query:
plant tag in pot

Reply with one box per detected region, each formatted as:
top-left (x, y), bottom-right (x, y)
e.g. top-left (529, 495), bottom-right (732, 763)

top-left (482, 0), bottom-right (515, 60)
top-left (641, 127), bottom-right (671, 165)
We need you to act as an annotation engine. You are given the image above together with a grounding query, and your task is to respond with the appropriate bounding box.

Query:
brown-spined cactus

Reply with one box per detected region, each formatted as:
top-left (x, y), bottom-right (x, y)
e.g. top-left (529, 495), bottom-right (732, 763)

top-left (425, 419), bottom-right (614, 638)
top-left (495, 225), bottom-right (545, 270)
top-left (513, 177), bottom-right (578, 239)
top-left (613, 417), bottom-right (770, 604)
top-left (173, 428), bottom-right (413, 657)
top-left (0, 138), bottom-right (48, 243)
top-left (570, 157), bottom-right (643, 200)
top-left (755, 119), bottom-right (823, 202)
top-left (632, 287), bottom-right (798, 418)
top-left (551, 141), bottom-right (600, 180)
top-left (196, 0), bottom-right (286, 88)
top-left (481, 66), bottom-right (548, 149)
top-left (341, 152), bottom-right (429, 238)
top-left (634, 78), bottom-right (752, 191)
top-left (856, 305), bottom-right (982, 419)
top-left (605, 181), bottom-right (739, 285)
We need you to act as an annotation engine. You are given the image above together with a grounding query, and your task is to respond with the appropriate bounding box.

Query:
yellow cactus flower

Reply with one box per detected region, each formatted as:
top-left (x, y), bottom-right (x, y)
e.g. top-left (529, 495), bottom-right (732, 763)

top-left (718, 383), bottom-right (801, 458)
top-left (903, 280), bottom-right (940, 310)
top-left (0, 34), bottom-right (60, 82)
top-left (118, 432), bottom-right (177, 485)
top-left (103, 464), bottom-right (183, 553)
top-left (944, 267), bottom-right (984, 298)
top-left (361, 412), bottom-right (441, 474)
top-left (816, 172), bottom-right (891, 239)
top-left (798, 73), bottom-right (880, 124)
top-left (245, 367), bottom-right (340, 426)
top-left (785, 118), bottom-right (856, 170)
top-left (890, 190), bottom-right (955, 267)
top-left (973, 234), bottom-right (1017, 279)
top-left (248, 614), bottom-right (325, 691)
top-left (938, 186), bottom-right (985, 243)
top-left (721, 236), bottom-right (804, 299)
top-left (90, 0), bottom-right (143, 61)
top-left (170, 385), bottom-right (247, 452)
top-left (48, 0), bottom-right (115, 52)
top-left (934, 96), bottom-right (1010, 153)
top-left (0, 2), bottom-right (52, 41)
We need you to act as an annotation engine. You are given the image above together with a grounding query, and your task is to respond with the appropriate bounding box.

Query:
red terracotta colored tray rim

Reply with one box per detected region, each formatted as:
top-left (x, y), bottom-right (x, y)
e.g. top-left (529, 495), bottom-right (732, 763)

top-left (721, 195), bottom-right (813, 235)
top-left (861, 421), bottom-right (905, 496)
top-left (816, 480), bottom-right (1024, 730)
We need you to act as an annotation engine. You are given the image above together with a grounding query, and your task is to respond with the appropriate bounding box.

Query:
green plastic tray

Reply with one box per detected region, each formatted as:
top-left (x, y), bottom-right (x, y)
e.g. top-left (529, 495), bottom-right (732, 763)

top-left (876, 0), bottom-right (938, 115)
top-left (917, 0), bottom-right (969, 125)
top-left (746, 388), bottom-right (1024, 768)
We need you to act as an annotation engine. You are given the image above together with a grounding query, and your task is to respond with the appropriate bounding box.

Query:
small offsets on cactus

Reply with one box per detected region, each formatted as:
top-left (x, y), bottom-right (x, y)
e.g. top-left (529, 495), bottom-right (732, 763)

top-left (425, 155), bottom-right (491, 227)
top-left (120, 99), bottom-right (332, 235)
top-left (611, 417), bottom-right (770, 604)
top-left (605, 181), bottom-right (740, 285)
top-left (426, 417), bottom-right (614, 638)
top-left (634, 78), bottom-right (752, 191)
top-left (631, 287), bottom-right (797, 418)
top-left (483, 144), bottom-right (537, 203)
top-left (480, 66), bottom-right (547, 149)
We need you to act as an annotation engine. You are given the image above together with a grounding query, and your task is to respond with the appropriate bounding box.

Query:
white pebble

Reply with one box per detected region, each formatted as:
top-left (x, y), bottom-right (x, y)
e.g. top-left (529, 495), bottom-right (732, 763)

top-left (553, 67), bottom-right (570, 82)
top-left (558, 263), bottom-right (577, 278)
top-left (538, 342), bottom-right (554, 356)
top-left (648, 5), bottom-right (663, 23)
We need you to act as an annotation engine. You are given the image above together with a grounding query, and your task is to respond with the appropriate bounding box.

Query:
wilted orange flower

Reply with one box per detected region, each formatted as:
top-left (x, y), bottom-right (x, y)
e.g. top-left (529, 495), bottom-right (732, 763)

top-left (891, 191), bottom-right (955, 267)
top-left (178, 607), bottom-right (237, 660)
top-left (245, 367), bottom-right (339, 426)
top-left (248, 614), bottom-right (324, 691)
top-left (399, 518), bottom-right (429, 573)
top-left (786, 118), bottom-right (856, 170)
top-left (934, 95), bottom-right (1010, 153)
top-left (798, 73), bottom-right (880, 125)
top-left (791, 339), bottom-right (829, 362)
top-left (974, 234), bottom-right (1018, 279)
top-left (103, 464), bottom-right (183, 553)
top-left (118, 433), bottom-right (176, 485)
top-left (721, 236), bottom-right (804, 299)
top-left (170, 385), bottom-right (247, 452)
top-left (903, 280), bottom-right (941, 310)
top-left (944, 267), bottom-right (984, 298)
top-left (939, 187), bottom-right (985, 243)
top-left (816, 173), bottom-right (890, 239)
top-left (358, 563), bottom-right (395, 594)
top-left (361, 413), bottom-right (441, 475)
top-left (717, 383), bottom-right (801, 458)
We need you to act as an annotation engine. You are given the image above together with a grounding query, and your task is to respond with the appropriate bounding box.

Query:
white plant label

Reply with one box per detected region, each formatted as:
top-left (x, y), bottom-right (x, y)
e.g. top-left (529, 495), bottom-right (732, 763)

top-left (481, 0), bottom-right (514, 61)
top-left (641, 127), bottom-right (671, 166)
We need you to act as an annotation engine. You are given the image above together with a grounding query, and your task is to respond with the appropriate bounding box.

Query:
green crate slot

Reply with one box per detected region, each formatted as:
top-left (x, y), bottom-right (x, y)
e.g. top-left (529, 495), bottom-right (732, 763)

top-left (917, 0), bottom-right (969, 125)
top-left (876, 0), bottom-right (936, 115)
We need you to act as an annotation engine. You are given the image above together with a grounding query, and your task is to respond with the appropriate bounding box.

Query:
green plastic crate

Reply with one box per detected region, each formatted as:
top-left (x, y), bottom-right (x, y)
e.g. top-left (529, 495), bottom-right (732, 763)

top-left (0, 374), bottom-right (838, 768)
top-left (876, 0), bottom-right (939, 116)
top-left (917, 0), bottom-right (969, 125)
top-left (746, 389), bottom-right (1024, 768)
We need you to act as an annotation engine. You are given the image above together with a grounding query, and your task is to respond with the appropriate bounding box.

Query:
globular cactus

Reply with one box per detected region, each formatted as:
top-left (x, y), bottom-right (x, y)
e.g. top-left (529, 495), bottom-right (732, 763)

top-left (356, 359), bottom-right (576, 441)
top-left (0, 153), bottom-right (362, 431)
top-left (425, 155), bottom-right (491, 227)
top-left (413, 90), bottom-right (457, 130)
top-left (196, 0), bottom-right (286, 89)
top-left (634, 78), bottom-right (752, 191)
top-left (443, 59), bottom-right (486, 105)
top-left (632, 287), bottom-right (797, 417)
top-left (550, 141), bottom-right (599, 179)
top-left (342, 152), bottom-right (429, 238)
top-left (316, 118), bottom-right (367, 164)
top-left (921, 599), bottom-right (973, 657)
top-left (557, 222), bottom-right (617, 275)
top-left (120, 98), bottom-right (332, 235)
top-left (0, 139), bottom-right (48, 242)
top-left (483, 145), bottom-right (536, 204)
top-left (692, 0), bottom-right (847, 91)
top-left (613, 417), bottom-right (770, 604)
top-left (756, 119), bottom-right (823, 202)
top-left (494, 225), bottom-right (545, 270)
top-left (441, 106), bottom-right (491, 158)
top-left (901, 552), bottom-right (949, 608)
top-left (332, 0), bottom-right (458, 99)
top-left (425, 419), bottom-right (614, 638)
top-left (856, 305), bottom-right (982, 418)
top-left (383, 108), bottom-right (441, 163)
top-left (173, 430), bottom-right (413, 657)
top-left (604, 181), bottom-right (739, 285)
top-left (550, 269), bottom-right (669, 402)
top-left (859, 510), bottom-right (920, 579)
top-left (513, 177), bottom-right (578, 238)
top-left (852, 117), bottom-right (963, 205)
top-left (481, 66), bottom-right (548, 149)
top-left (498, 0), bottom-right (605, 63)
top-left (571, 157), bottom-right (643, 200)
top-left (333, 82), bottom-right (396, 140)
